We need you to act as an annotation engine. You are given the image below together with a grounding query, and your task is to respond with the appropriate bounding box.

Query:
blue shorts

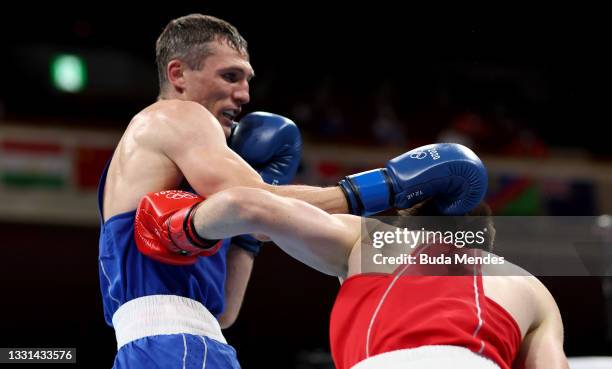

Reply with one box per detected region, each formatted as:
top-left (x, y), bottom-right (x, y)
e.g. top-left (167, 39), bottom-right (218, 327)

top-left (113, 334), bottom-right (241, 369)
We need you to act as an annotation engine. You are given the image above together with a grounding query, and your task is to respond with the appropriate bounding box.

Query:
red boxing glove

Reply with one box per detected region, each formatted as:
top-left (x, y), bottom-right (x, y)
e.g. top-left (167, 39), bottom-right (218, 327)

top-left (134, 190), bottom-right (222, 265)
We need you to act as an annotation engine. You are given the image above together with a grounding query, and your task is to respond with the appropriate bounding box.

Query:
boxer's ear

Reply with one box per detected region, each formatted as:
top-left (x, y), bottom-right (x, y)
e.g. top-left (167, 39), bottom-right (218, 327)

top-left (167, 59), bottom-right (187, 92)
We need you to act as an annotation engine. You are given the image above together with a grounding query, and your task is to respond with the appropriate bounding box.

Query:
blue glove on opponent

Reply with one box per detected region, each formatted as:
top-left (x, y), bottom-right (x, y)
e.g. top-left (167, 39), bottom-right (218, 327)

top-left (338, 143), bottom-right (487, 216)
top-left (228, 111), bottom-right (302, 255)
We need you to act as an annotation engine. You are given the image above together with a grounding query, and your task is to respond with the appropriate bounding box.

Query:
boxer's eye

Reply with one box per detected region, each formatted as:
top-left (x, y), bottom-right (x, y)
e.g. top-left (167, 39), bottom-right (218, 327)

top-left (222, 73), bottom-right (238, 83)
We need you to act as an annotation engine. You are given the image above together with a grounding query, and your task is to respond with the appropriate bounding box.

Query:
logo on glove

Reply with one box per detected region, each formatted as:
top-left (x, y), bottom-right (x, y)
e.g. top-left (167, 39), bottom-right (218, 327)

top-left (155, 190), bottom-right (199, 200)
top-left (410, 148), bottom-right (441, 160)
top-left (428, 148), bottom-right (440, 160)
top-left (410, 151), bottom-right (428, 160)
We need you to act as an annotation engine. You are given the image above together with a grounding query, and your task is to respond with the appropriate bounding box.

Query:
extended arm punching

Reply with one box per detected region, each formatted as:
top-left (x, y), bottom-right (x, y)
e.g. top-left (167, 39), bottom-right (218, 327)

top-left (135, 187), bottom-right (361, 276)
top-left (198, 187), bottom-right (362, 277)
top-left (161, 102), bottom-right (487, 218)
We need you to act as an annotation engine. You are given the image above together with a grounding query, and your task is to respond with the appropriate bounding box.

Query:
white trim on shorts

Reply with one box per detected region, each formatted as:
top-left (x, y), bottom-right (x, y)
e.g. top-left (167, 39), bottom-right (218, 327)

top-left (351, 345), bottom-right (501, 369)
top-left (112, 295), bottom-right (227, 349)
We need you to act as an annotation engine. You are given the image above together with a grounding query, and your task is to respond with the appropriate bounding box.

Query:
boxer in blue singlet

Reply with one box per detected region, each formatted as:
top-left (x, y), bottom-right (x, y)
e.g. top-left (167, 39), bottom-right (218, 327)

top-left (97, 14), bottom-right (309, 369)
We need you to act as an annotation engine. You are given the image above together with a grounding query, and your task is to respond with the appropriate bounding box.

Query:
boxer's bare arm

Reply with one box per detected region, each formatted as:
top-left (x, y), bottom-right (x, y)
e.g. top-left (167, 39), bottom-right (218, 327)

top-left (264, 185), bottom-right (348, 214)
top-left (218, 246), bottom-right (254, 329)
top-left (191, 187), bottom-right (361, 278)
top-left (513, 278), bottom-right (569, 369)
top-left (156, 100), bottom-right (349, 214)
top-left (156, 100), bottom-right (264, 193)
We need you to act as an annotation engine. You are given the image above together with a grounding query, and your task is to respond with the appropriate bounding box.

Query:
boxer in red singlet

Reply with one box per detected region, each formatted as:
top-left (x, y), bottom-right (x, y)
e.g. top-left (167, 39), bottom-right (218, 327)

top-left (170, 188), bottom-right (569, 369)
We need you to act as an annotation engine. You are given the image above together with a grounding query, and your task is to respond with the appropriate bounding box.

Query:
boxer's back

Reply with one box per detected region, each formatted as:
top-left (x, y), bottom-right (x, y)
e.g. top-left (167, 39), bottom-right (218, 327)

top-left (346, 241), bottom-right (548, 343)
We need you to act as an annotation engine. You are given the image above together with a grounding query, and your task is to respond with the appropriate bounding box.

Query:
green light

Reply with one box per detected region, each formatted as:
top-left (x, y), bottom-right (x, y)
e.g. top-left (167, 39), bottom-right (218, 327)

top-left (50, 54), bottom-right (87, 93)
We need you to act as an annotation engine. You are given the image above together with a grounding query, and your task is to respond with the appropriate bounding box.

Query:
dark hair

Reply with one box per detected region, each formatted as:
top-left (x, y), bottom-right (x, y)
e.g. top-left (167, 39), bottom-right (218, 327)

top-left (155, 14), bottom-right (248, 93)
top-left (397, 200), bottom-right (496, 251)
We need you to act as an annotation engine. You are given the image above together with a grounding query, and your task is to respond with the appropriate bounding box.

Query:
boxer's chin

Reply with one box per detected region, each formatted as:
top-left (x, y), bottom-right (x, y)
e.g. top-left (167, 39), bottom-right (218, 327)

top-left (217, 116), bottom-right (233, 138)
top-left (222, 125), bottom-right (231, 138)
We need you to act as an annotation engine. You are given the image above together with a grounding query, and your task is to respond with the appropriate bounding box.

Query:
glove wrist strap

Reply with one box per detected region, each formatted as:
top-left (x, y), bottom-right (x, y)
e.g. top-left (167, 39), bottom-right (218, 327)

top-left (168, 203), bottom-right (221, 255)
top-left (339, 169), bottom-right (393, 216)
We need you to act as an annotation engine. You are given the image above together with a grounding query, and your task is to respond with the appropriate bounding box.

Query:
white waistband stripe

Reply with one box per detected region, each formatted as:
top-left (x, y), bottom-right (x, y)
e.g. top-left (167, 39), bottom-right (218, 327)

top-left (351, 345), bottom-right (501, 369)
top-left (112, 295), bottom-right (227, 349)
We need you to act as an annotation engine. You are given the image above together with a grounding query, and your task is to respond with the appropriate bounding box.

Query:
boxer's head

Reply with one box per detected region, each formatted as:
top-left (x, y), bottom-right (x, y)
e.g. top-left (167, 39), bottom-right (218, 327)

top-left (397, 200), bottom-right (496, 251)
top-left (156, 14), bottom-right (254, 136)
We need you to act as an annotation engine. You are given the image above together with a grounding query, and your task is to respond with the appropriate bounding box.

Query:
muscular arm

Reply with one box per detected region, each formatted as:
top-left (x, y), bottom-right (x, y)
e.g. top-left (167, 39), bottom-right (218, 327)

top-left (264, 184), bottom-right (348, 214)
top-left (217, 246), bottom-right (254, 329)
top-left (158, 100), bottom-right (348, 213)
top-left (513, 278), bottom-right (569, 369)
top-left (189, 185), bottom-right (358, 328)
top-left (158, 100), bottom-right (264, 192)
top-left (191, 187), bottom-right (361, 278)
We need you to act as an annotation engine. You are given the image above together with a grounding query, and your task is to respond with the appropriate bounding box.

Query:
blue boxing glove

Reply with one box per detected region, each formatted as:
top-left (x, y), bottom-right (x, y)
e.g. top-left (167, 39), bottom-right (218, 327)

top-left (229, 112), bottom-right (302, 185)
top-left (228, 112), bottom-right (302, 255)
top-left (338, 143), bottom-right (487, 216)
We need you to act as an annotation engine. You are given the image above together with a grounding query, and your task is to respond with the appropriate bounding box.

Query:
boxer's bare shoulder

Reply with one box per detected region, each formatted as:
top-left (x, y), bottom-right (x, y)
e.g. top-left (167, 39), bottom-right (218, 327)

top-left (103, 100), bottom-right (235, 220)
top-left (483, 259), bottom-right (562, 344)
top-left (131, 100), bottom-right (224, 150)
top-left (102, 101), bottom-right (213, 221)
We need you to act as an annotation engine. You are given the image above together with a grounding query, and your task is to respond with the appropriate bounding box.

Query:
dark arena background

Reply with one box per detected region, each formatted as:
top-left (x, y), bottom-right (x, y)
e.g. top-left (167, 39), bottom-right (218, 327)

top-left (0, 6), bottom-right (610, 369)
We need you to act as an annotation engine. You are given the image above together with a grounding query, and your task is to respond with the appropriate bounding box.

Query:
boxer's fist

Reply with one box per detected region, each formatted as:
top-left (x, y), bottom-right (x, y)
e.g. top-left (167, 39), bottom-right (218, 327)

top-left (339, 143), bottom-right (487, 215)
top-left (134, 190), bottom-right (221, 265)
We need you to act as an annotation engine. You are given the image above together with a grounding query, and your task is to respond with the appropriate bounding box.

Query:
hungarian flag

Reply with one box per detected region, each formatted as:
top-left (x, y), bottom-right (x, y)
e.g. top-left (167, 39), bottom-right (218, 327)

top-left (0, 140), bottom-right (71, 189)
